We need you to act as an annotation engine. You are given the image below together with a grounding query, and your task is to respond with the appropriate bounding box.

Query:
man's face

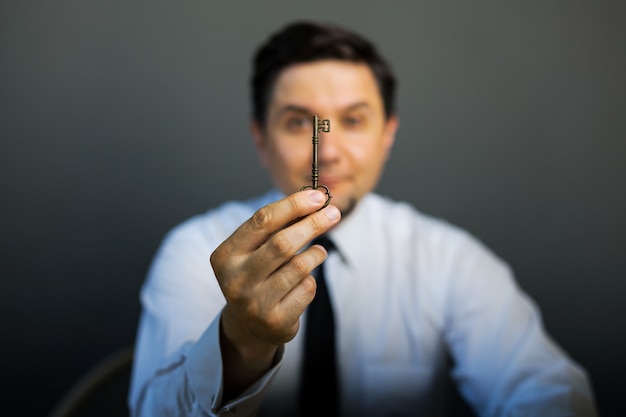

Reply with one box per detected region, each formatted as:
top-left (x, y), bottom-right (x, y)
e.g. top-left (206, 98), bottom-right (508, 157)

top-left (252, 60), bottom-right (398, 215)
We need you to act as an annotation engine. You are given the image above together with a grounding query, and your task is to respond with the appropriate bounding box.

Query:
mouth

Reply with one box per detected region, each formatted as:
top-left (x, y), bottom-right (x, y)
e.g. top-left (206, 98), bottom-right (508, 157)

top-left (316, 178), bottom-right (344, 189)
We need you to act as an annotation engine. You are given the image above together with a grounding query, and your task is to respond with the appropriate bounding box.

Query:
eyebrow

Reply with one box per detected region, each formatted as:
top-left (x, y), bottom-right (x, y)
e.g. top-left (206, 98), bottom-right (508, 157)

top-left (343, 102), bottom-right (371, 112)
top-left (275, 102), bottom-right (372, 119)
top-left (275, 105), bottom-right (311, 119)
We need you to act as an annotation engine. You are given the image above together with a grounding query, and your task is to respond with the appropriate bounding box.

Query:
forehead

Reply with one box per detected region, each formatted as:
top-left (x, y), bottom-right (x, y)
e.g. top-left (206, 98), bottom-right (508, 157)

top-left (269, 60), bottom-right (383, 112)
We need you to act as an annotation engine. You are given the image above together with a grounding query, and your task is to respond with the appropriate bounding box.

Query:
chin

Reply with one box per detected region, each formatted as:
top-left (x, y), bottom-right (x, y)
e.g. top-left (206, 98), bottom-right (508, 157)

top-left (334, 195), bottom-right (359, 218)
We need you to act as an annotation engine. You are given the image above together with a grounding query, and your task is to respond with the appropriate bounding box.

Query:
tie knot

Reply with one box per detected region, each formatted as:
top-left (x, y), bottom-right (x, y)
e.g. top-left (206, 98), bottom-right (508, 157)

top-left (312, 235), bottom-right (335, 252)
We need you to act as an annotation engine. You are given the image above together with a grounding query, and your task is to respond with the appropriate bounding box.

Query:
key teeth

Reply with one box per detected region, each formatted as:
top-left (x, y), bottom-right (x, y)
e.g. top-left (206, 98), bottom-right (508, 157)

top-left (319, 119), bottom-right (330, 133)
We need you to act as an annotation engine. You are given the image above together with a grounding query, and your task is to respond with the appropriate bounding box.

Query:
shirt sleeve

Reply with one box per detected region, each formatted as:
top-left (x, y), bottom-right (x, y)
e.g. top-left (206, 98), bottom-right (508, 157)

top-left (128, 216), bottom-right (283, 417)
top-left (441, 231), bottom-right (598, 417)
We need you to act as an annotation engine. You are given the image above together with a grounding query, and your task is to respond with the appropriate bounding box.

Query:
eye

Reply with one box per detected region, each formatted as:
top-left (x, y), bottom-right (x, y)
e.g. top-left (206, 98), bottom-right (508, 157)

top-left (285, 116), bottom-right (311, 132)
top-left (342, 115), bottom-right (364, 129)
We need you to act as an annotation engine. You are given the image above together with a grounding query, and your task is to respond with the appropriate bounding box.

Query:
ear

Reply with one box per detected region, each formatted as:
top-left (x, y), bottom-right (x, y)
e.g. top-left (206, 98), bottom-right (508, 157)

top-left (381, 114), bottom-right (399, 160)
top-left (250, 119), bottom-right (270, 169)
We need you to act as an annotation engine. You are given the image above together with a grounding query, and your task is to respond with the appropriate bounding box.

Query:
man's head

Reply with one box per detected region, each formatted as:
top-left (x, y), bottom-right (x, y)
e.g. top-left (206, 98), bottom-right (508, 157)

top-left (250, 21), bottom-right (399, 215)
top-left (251, 21), bottom-right (397, 127)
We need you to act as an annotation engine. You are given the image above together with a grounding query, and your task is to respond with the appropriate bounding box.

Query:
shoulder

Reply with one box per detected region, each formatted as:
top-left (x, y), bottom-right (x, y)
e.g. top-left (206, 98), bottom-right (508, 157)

top-left (365, 193), bottom-right (474, 243)
top-left (160, 190), bottom-right (281, 255)
top-left (142, 191), bottom-right (280, 294)
top-left (365, 193), bottom-right (508, 270)
top-left (367, 194), bottom-right (516, 315)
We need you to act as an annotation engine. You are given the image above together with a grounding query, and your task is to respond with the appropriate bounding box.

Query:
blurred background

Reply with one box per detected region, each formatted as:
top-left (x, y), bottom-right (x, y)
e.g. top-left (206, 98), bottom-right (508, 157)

top-left (1, 1), bottom-right (624, 416)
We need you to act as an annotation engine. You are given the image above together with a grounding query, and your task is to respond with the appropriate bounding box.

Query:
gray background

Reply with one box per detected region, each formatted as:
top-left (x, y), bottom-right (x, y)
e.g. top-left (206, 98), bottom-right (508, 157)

top-left (1, 1), bottom-right (624, 416)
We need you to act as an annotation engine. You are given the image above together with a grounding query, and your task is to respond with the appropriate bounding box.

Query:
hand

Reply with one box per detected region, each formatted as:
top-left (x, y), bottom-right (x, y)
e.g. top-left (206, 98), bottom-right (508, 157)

top-left (210, 189), bottom-right (341, 397)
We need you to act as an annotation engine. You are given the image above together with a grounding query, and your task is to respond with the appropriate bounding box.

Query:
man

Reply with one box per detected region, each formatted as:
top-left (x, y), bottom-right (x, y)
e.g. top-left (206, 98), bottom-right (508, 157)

top-left (129, 21), bottom-right (597, 416)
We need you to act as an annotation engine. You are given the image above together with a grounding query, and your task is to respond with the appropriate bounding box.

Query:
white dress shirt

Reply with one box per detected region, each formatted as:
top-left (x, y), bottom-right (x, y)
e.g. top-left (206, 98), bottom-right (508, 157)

top-left (129, 190), bottom-right (597, 417)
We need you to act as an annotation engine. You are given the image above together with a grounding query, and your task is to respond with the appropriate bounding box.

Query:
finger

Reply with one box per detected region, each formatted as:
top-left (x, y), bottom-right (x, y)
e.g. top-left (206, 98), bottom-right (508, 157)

top-left (261, 244), bottom-right (328, 306)
top-left (219, 245), bottom-right (328, 347)
top-left (247, 204), bottom-right (341, 280)
top-left (219, 189), bottom-right (328, 256)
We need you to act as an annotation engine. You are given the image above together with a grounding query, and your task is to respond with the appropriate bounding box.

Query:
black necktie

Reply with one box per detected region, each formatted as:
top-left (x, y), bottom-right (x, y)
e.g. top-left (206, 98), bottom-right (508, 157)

top-left (300, 236), bottom-right (339, 417)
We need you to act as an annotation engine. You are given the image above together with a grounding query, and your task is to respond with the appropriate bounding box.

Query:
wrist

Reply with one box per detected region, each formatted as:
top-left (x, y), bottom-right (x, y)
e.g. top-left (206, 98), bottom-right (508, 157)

top-left (220, 307), bottom-right (279, 363)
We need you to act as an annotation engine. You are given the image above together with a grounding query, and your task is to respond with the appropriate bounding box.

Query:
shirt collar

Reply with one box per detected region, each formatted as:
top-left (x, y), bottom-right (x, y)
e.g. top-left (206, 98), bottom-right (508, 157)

top-left (327, 193), bottom-right (379, 269)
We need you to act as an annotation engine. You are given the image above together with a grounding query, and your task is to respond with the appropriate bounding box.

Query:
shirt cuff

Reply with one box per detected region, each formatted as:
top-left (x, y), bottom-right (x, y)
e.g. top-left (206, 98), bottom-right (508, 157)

top-left (185, 312), bottom-right (285, 416)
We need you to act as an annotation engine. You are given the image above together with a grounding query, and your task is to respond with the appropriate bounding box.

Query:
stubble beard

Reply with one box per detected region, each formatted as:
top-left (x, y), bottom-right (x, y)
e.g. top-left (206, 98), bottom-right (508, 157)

top-left (338, 195), bottom-right (358, 218)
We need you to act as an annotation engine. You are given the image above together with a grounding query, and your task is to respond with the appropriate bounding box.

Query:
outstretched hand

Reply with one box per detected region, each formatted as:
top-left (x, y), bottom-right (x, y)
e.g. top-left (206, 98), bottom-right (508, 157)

top-left (210, 189), bottom-right (341, 399)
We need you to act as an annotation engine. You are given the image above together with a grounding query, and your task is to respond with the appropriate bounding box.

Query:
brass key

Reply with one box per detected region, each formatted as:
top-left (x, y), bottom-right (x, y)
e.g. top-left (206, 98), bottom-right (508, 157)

top-left (301, 115), bottom-right (332, 208)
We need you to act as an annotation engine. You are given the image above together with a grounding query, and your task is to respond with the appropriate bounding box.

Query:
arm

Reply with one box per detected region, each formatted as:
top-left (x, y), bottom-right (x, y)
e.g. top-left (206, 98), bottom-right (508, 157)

top-left (442, 233), bottom-right (598, 417)
top-left (129, 190), bottom-right (341, 416)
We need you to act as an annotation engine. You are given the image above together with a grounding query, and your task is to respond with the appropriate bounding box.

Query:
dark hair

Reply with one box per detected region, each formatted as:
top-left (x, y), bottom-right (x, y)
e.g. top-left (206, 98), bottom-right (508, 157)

top-left (251, 21), bottom-right (397, 125)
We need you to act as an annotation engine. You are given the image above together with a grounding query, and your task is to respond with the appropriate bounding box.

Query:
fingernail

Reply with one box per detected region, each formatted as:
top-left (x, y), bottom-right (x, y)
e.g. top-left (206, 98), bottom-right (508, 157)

top-left (308, 190), bottom-right (324, 204)
top-left (325, 205), bottom-right (341, 220)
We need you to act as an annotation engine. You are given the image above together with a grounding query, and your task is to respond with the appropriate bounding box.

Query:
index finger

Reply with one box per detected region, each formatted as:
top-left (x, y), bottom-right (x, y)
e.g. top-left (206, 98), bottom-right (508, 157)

top-left (219, 189), bottom-right (329, 255)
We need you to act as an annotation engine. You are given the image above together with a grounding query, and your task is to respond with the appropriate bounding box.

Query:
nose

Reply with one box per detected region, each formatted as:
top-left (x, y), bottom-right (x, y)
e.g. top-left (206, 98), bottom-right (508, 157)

top-left (317, 131), bottom-right (340, 164)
